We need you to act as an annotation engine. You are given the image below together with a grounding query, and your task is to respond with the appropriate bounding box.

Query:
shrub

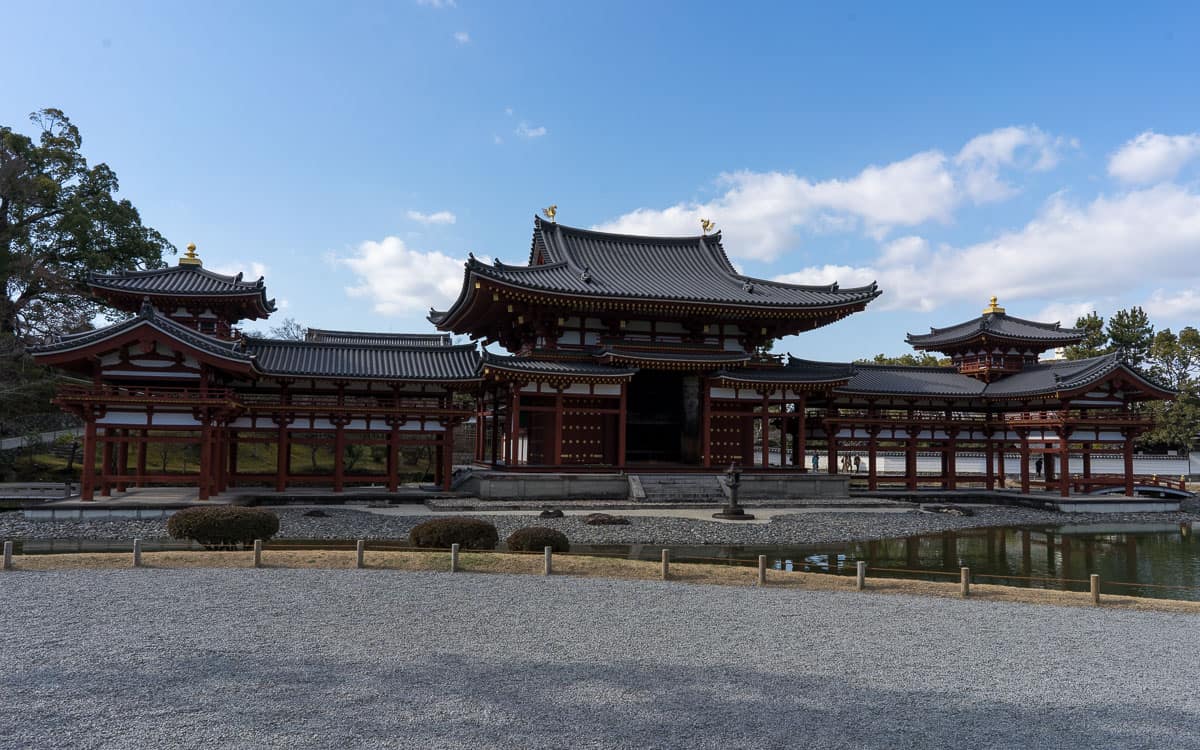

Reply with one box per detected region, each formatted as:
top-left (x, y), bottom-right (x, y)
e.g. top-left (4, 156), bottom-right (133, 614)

top-left (167, 506), bottom-right (280, 550)
top-left (506, 526), bottom-right (570, 553)
top-left (408, 518), bottom-right (498, 550)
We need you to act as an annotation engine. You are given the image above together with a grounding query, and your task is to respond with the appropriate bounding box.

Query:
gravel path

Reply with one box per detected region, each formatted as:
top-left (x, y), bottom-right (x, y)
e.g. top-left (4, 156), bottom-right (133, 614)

top-left (1, 569), bottom-right (1197, 749)
top-left (2, 504), bottom-right (1197, 546)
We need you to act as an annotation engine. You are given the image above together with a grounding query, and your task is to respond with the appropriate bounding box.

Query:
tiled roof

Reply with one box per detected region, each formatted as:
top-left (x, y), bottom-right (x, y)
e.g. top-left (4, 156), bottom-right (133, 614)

top-left (907, 312), bottom-right (1082, 350)
top-left (982, 354), bottom-right (1170, 398)
top-left (597, 348), bottom-right (751, 366)
top-left (305, 329), bottom-right (453, 347)
top-left (31, 302), bottom-right (253, 365)
top-left (481, 352), bottom-right (636, 379)
top-left (88, 265), bottom-right (276, 316)
top-left (430, 218), bottom-right (880, 322)
top-left (842, 364), bottom-right (987, 397)
top-left (245, 340), bottom-right (481, 381)
top-left (713, 358), bottom-right (854, 384)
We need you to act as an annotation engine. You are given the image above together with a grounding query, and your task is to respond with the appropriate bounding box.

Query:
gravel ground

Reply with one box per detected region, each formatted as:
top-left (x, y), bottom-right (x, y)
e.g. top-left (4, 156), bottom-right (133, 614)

top-left (2, 503), bottom-right (1197, 546)
top-left (1, 569), bottom-right (1197, 749)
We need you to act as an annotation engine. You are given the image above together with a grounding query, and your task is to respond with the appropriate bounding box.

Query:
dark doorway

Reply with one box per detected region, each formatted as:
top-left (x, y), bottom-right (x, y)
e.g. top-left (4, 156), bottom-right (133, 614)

top-left (625, 370), bottom-right (688, 464)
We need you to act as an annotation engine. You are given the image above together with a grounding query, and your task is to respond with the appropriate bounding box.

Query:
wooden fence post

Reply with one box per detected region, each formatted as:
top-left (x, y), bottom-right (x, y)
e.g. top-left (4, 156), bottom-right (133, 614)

top-left (544, 546), bottom-right (552, 576)
top-left (1090, 574), bottom-right (1100, 606)
top-left (856, 560), bottom-right (866, 591)
top-left (253, 539), bottom-right (262, 568)
top-left (960, 567), bottom-right (970, 597)
top-left (132, 538), bottom-right (142, 568)
top-left (661, 549), bottom-right (670, 581)
top-left (356, 539), bottom-right (366, 569)
top-left (450, 543), bottom-right (460, 573)
top-left (757, 555), bottom-right (767, 586)
top-left (3, 541), bottom-right (12, 570)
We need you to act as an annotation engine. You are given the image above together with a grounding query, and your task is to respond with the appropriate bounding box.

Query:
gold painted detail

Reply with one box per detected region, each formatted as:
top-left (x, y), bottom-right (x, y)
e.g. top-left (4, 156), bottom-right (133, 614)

top-left (983, 296), bottom-right (1005, 314)
top-left (179, 242), bottom-right (202, 267)
top-left (542, 204), bottom-right (557, 222)
top-left (700, 218), bottom-right (716, 234)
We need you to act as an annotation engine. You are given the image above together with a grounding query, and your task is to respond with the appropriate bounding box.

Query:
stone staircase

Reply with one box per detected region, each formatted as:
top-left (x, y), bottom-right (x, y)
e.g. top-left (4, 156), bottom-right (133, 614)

top-left (634, 473), bottom-right (728, 503)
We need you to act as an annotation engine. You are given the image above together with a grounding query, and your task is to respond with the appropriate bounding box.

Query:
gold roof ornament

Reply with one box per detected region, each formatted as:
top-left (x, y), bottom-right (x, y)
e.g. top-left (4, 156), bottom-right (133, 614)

top-left (542, 204), bottom-right (557, 222)
top-left (983, 295), bottom-right (1005, 315)
top-left (179, 242), bottom-right (202, 267)
top-left (700, 218), bottom-right (716, 234)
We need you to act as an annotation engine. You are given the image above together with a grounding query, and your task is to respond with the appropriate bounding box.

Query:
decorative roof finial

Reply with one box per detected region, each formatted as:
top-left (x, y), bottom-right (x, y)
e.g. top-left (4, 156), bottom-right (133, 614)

top-left (542, 204), bottom-right (557, 222)
top-left (983, 295), bottom-right (1005, 314)
top-left (179, 242), bottom-right (202, 267)
top-left (700, 218), bottom-right (716, 234)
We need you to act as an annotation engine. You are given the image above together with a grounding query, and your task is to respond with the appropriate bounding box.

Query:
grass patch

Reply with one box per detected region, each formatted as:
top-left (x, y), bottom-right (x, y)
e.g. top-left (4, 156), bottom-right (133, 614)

top-left (6, 549), bottom-right (1200, 614)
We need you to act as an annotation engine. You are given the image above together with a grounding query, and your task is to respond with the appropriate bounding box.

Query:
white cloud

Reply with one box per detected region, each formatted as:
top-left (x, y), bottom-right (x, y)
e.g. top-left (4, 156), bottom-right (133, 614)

top-left (453, 31), bottom-right (470, 44)
top-left (1144, 288), bottom-right (1200, 320)
top-left (954, 126), bottom-right (1072, 203)
top-left (493, 134), bottom-right (503, 145)
top-left (417, 0), bottom-right (456, 7)
top-left (406, 209), bottom-right (457, 225)
top-left (597, 152), bottom-right (957, 261)
top-left (777, 183), bottom-right (1200, 312)
top-left (515, 122), bottom-right (547, 138)
top-left (504, 106), bottom-right (513, 116)
top-left (596, 126), bottom-right (1072, 262)
top-left (210, 260), bottom-right (268, 280)
top-left (340, 237), bottom-right (467, 315)
top-left (1108, 131), bottom-right (1200, 184)
top-left (1034, 300), bottom-right (1097, 326)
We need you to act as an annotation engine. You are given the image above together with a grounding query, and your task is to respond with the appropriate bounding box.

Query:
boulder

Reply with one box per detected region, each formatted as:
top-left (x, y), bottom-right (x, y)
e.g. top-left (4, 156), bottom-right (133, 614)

top-left (584, 512), bottom-right (630, 526)
top-left (539, 509), bottom-right (565, 518)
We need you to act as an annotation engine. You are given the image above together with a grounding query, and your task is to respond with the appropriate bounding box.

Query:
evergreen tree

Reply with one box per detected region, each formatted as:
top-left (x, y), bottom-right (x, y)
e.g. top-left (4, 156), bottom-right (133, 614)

top-left (1063, 311), bottom-right (1109, 360)
top-left (1106, 306), bottom-right (1154, 367)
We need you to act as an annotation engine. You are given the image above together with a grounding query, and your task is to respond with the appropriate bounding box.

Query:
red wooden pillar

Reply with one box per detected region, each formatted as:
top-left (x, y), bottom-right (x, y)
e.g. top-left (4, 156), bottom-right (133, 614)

top-left (867, 430), bottom-right (878, 491)
top-left (997, 438), bottom-right (1006, 488)
top-left (490, 391), bottom-right (501, 468)
top-left (81, 417), bottom-right (97, 501)
top-left (826, 422), bottom-right (838, 475)
top-left (115, 429), bottom-right (129, 492)
top-left (333, 422), bottom-right (346, 493)
top-left (100, 429), bottom-right (113, 497)
top-left (945, 432), bottom-right (958, 490)
top-left (552, 391), bottom-right (564, 466)
top-left (1123, 431), bottom-right (1135, 496)
top-left (475, 397), bottom-right (485, 463)
top-left (442, 424), bottom-right (455, 491)
top-left (387, 421), bottom-right (400, 492)
top-left (198, 420), bottom-right (211, 500)
top-left (227, 430), bottom-right (239, 488)
top-left (275, 422), bottom-right (289, 492)
top-left (700, 380), bottom-right (710, 468)
top-left (1019, 433), bottom-right (1031, 495)
top-left (796, 396), bottom-right (807, 472)
top-left (760, 394), bottom-right (771, 468)
top-left (1081, 442), bottom-right (1092, 480)
top-left (984, 435), bottom-right (995, 491)
top-left (135, 429), bottom-right (148, 488)
top-left (905, 435), bottom-right (917, 490)
top-left (617, 384), bottom-right (628, 469)
top-left (509, 390), bottom-right (521, 466)
top-left (1058, 430), bottom-right (1071, 498)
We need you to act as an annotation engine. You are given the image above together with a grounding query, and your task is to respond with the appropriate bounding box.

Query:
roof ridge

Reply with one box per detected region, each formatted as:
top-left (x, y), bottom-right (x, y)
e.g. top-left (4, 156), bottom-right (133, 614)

top-left (245, 337), bottom-right (477, 353)
top-left (538, 215), bottom-right (718, 243)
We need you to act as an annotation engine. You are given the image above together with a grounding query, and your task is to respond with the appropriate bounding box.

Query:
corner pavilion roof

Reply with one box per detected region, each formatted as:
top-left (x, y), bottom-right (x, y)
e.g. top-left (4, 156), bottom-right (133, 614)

top-left (906, 304), bottom-right (1083, 351)
top-left (245, 339), bottom-right (479, 381)
top-left (430, 217), bottom-right (880, 325)
top-left (88, 264), bottom-right (276, 319)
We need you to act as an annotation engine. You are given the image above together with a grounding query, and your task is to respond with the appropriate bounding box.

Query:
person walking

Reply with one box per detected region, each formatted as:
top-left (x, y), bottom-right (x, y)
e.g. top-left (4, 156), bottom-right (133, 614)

top-left (853, 455), bottom-right (862, 473)
top-left (1035, 457), bottom-right (1043, 477)
top-left (811, 452), bottom-right (819, 472)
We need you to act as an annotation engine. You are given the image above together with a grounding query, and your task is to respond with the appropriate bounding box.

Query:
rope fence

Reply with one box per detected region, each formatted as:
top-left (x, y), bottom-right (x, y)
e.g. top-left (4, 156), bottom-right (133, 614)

top-left (3, 537), bottom-right (1197, 603)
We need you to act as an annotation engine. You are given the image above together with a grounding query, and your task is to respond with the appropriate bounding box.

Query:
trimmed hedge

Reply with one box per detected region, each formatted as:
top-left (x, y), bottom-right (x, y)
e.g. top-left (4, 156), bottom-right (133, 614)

top-left (167, 506), bottom-right (280, 550)
top-left (408, 518), bottom-right (498, 550)
top-left (506, 526), bottom-right (570, 553)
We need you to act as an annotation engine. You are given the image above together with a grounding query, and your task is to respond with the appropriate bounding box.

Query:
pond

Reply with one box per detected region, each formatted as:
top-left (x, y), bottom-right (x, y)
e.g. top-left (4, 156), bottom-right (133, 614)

top-left (575, 522), bottom-right (1200, 601)
top-left (14, 522), bottom-right (1200, 601)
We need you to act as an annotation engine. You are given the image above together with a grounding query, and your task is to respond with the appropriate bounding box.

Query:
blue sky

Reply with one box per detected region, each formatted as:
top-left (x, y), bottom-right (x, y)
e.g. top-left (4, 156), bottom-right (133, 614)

top-left (6, 0), bottom-right (1200, 359)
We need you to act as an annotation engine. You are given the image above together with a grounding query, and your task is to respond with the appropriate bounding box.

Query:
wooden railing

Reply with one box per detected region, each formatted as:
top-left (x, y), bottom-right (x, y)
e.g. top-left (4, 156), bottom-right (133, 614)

top-left (56, 384), bottom-right (238, 404)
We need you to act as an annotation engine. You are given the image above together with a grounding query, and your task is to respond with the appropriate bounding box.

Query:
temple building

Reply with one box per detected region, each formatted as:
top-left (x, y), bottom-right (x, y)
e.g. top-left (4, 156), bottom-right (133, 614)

top-left (32, 220), bottom-right (1174, 500)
